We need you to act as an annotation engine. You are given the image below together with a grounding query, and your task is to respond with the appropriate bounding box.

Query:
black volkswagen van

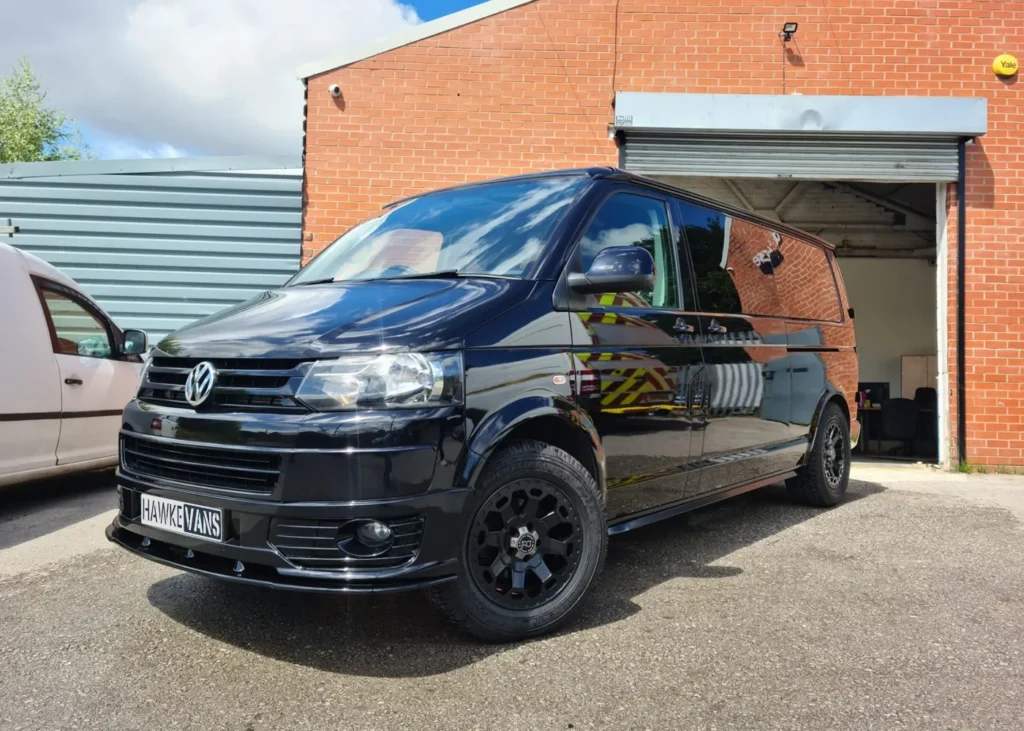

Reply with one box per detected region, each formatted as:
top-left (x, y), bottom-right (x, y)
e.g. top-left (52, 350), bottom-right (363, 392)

top-left (108, 168), bottom-right (859, 641)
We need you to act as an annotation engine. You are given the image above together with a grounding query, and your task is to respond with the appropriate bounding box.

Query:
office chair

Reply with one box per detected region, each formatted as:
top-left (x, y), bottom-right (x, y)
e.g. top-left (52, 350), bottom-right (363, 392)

top-left (881, 398), bottom-right (919, 456)
top-left (914, 387), bottom-right (937, 409)
top-left (914, 387), bottom-right (938, 457)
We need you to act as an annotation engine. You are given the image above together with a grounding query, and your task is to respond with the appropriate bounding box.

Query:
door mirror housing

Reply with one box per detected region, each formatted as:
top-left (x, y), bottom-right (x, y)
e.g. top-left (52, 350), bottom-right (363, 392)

top-left (121, 329), bottom-right (149, 355)
top-left (567, 246), bottom-right (656, 295)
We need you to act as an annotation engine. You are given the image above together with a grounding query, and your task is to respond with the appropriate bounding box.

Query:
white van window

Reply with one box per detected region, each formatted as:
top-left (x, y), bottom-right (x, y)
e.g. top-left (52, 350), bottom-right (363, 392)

top-left (40, 289), bottom-right (113, 359)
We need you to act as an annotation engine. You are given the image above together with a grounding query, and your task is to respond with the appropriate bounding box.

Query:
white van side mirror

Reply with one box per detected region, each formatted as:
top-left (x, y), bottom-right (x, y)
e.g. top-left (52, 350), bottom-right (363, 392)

top-left (121, 329), bottom-right (148, 355)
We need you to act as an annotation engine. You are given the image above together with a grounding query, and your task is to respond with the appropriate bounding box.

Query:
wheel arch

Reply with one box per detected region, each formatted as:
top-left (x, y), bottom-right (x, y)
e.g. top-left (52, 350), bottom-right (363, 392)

top-left (806, 387), bottom-right (851, 453)
top-left (459, 394), bottom-right (605, 501)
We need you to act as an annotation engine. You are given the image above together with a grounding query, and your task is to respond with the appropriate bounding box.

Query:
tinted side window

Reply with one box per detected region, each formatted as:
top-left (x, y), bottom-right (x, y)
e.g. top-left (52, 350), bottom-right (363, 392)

top-left (677, 200), bottom-right (783, 317)
top-left (771, 236), bottom-right (842, 321)
top-left (579, 193), bottom-right (679, 309)
top-left (40, 288), bottom-right (113, 358)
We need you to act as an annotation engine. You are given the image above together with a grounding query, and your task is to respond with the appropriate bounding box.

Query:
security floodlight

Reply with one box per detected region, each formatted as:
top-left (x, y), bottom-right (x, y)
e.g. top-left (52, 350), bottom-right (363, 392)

top-left (780, 22), bottom-right (798, 42)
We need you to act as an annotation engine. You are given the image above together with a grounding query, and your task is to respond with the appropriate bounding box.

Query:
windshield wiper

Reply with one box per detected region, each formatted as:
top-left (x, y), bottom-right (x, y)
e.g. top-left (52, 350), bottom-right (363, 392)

top-left (378, 269), bottom-right (461, 280)
top-left (289, 277), bottom-right (339, 286)
top-left (376, 270), bottom-right (517, 281)
top-left (291, 271), bottom-right (517, 286)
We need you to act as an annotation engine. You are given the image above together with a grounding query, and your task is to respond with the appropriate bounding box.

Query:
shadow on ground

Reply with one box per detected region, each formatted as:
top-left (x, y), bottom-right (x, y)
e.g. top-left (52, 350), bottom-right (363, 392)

top-left (148, 480), bottom-right (885, 678)
top-left (0, 469), bottom-right (115, 550)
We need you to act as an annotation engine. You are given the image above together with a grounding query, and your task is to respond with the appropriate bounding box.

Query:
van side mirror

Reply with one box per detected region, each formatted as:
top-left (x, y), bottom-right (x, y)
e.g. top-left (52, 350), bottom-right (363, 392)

top-left (121, 329), bottom-right (149, 355)
top-left (567, 246), bottom-right (655, 295)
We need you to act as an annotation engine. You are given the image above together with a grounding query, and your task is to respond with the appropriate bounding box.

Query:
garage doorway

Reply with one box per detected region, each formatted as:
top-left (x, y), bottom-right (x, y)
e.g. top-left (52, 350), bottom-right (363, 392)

top-left (651, 175), bottom-right (945, 465)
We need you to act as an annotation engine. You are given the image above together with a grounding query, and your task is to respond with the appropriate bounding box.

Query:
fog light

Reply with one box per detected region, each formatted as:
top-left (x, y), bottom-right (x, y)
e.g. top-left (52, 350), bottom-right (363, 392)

top-left (356, 520), bottom-right (393, 547)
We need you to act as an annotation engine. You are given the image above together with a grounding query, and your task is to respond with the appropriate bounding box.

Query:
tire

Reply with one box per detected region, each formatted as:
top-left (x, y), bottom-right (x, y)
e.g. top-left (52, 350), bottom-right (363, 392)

top-left (428, 439), bottom-right (607, 642)
top-left (786, 401), bottom-right (851, 507)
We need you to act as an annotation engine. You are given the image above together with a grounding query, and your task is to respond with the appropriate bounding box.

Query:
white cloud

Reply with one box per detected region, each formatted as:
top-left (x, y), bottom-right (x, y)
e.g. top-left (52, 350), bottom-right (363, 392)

top-left (0, 1), bottom-right (420, 157)
top-left (100, 140), bottom-right (188, 160)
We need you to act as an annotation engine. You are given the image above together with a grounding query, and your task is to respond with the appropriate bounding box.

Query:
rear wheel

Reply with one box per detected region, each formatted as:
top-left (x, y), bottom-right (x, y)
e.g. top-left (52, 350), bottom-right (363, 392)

top-left (787, 402), bottom-right (850, 507)
top-left (428, 440), bottom-right (606, 642)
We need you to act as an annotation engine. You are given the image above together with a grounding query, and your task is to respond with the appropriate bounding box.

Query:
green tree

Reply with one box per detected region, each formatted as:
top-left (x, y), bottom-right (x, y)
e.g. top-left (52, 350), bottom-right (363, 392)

top-left (0, 58), bottom-right (91, 163)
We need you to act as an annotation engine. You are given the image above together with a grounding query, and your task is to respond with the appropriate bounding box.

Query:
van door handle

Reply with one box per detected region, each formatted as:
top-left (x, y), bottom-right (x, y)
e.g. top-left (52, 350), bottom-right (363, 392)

top-left (64, 377), bottom-right (83, 386)
top-left (673, 318), bottom-right (694, 333)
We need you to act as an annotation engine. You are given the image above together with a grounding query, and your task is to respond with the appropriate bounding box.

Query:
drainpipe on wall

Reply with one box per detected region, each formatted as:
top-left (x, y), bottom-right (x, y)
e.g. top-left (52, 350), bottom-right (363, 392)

top-left (956, 139), bottom-right (967, 465)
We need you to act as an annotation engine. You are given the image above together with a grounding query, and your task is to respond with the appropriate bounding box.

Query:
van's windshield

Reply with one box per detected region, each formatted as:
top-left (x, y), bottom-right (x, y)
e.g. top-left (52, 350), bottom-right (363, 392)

top-left (288, 176), bottom-right (586, 285)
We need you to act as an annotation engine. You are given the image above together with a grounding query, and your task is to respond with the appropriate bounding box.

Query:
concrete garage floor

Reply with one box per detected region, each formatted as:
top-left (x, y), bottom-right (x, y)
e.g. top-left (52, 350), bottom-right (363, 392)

top-left (1, 466), bottom-right (1022, 730)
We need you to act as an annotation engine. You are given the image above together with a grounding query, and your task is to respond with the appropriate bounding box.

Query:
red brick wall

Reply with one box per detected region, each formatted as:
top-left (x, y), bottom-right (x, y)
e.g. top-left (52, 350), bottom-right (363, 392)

top-left (773, 236), bottom-right (843, 323)
top-left (723, 218), bottom-right (782, 318)
top-left (304, 0), bottom-right (1024, 465)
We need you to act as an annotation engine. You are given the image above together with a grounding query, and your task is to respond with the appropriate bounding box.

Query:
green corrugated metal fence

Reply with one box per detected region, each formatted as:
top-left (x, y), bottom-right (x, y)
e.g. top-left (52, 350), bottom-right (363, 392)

top-left (0, 155), bottom-right (303, 342)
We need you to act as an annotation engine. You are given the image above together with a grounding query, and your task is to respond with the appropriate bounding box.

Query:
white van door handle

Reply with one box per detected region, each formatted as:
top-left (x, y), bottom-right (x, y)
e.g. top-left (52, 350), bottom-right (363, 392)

top-left (64, 377), bottom-right (83, 386)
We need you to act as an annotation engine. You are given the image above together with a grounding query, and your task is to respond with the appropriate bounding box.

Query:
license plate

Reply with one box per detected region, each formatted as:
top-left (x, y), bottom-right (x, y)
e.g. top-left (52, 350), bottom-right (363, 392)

top-left (140, 493), bottom-right (225, 542)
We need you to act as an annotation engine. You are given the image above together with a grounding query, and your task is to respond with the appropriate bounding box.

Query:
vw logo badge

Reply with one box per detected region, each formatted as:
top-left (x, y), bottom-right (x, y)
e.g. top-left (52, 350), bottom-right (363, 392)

top-left (183, 361), bottom-right (217, 407)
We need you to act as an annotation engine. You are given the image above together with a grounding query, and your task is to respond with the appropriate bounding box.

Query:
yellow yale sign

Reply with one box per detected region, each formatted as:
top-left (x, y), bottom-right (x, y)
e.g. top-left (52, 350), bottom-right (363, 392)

top-left (993, 54), bottom-right (1019, 77)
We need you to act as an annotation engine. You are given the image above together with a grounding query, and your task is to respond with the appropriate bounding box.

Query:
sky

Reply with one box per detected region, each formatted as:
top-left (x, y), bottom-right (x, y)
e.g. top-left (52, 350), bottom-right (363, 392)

top-left (0, 0), bottom-right (488, 160)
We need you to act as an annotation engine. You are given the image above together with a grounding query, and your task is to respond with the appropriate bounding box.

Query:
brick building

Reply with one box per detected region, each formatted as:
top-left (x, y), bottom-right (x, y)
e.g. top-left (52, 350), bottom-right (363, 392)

top-left (297, 0), bottom-right (1022, 467)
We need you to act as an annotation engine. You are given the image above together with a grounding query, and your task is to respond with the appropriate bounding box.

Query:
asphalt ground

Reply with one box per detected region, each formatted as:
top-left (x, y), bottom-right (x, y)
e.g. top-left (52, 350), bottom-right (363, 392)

top-left (1, 464), bottom-right (1022, 730)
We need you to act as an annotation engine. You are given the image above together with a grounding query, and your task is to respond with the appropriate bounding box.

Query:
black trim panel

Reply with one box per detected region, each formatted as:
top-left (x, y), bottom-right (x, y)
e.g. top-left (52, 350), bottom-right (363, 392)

top-left (607, 469), bottom-right (797, 535)
top-left (0, 409), bottom-right (122, 422)
top-left (786, 346), bottom-right (843, 353)
top-left (62, 409), bottom-right (124, 419)
top-left (106, 521), bottom-right (458, 595)
top-left (0, 411), bottom-right (61, 422)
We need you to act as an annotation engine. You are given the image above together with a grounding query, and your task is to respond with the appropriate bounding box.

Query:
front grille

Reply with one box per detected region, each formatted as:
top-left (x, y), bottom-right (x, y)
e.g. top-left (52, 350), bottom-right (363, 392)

top-left (138, 357), bottom-right (310, 413)
top-left (121, 434), bottom-right (281, 494)
top-left (269, 517), bottom-right (425, 570)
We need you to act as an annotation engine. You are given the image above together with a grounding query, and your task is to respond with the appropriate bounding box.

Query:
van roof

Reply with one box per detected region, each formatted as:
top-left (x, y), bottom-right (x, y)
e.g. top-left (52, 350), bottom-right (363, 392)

top-left (1, 241), bottom-right (82, 290)
top-left (384, 168), bottom-right (837, 251)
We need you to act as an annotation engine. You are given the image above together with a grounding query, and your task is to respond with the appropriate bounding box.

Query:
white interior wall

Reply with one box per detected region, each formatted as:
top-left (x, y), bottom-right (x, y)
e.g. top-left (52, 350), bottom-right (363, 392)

top-left (836, 258), bottom-right (937, 395)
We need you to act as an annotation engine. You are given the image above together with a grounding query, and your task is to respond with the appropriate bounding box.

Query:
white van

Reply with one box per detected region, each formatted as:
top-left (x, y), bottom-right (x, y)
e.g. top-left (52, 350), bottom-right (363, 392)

top-left (0, 242), bottom-right (148, 488)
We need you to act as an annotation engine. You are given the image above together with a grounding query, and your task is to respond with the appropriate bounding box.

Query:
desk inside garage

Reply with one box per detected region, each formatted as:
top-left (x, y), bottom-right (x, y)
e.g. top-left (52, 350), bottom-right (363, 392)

top-left (858, 405), bottom-right (935, 457)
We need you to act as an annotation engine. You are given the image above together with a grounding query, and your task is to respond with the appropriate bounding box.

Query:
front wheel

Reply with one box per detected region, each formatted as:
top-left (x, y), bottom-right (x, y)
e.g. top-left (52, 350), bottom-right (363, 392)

top-left (428, 440), bottom-right (607, 642)
top-left (787, 401), bottom-right (851, 507)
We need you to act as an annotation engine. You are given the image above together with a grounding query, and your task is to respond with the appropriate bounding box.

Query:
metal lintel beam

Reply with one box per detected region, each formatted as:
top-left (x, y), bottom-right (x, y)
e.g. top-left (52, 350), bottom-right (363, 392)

top-left (723, 179), bottom-right (755, 212)
top-left (834, 183), bottom-right (935, 223)
top-left (773, 182), bottom-right (806, 217)
top-left (787, 222), bottom-right (914, 231)
top-left (835, 248), bottom-right (937, 258)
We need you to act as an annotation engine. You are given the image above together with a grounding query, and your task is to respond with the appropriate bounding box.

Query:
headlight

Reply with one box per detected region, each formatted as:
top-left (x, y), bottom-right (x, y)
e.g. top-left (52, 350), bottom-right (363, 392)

top-left (296, 352), bottom-right (463, 411)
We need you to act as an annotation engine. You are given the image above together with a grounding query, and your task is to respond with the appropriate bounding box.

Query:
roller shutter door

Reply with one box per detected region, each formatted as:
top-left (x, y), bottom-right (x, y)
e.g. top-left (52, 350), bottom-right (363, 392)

top-left (621, 131), bottom-right (961, 183)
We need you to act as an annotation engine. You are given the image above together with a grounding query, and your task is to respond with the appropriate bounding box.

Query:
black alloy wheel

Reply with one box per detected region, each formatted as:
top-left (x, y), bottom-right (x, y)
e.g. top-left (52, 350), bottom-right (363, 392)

top-left (822, 420), bottom-right (846, 491)
top-left (786, 401), bottom-right (851, 507)
top-left (427, 440), bottom-right (607, 642)
top-left (468, 479), bottom-right (583, 610)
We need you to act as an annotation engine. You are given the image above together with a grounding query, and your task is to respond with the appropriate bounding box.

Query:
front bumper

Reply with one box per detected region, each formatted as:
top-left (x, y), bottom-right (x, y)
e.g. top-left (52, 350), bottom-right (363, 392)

top-left (108, 482), bottom-right (469, 592)
top-left (109, 399), bottom-right (470, 593)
